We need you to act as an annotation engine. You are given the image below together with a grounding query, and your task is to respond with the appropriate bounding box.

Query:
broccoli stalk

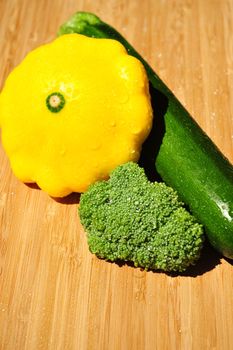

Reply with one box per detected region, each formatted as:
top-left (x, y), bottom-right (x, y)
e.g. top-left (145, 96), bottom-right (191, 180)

top-left (79, 162), bottom-right (204, 272)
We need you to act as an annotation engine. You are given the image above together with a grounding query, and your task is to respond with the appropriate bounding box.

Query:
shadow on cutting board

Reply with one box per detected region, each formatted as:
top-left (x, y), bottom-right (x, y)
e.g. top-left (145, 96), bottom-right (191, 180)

top-left (224, 257), bottom-right (233, 266)
top-left (25, 183), bottom-right (81, 205)
top-left (53, 192), bottom-right (81, 205)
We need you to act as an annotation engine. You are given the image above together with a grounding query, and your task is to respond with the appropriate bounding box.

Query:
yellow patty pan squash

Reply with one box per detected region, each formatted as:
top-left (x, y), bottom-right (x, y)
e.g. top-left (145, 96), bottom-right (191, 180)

top-left (0, 34), bottom-right (152, 197)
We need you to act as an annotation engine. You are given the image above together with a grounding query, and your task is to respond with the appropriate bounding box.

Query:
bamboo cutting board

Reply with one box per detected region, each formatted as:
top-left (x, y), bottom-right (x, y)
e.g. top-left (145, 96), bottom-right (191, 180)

top-left (0, 1), bottom-right (233, 349)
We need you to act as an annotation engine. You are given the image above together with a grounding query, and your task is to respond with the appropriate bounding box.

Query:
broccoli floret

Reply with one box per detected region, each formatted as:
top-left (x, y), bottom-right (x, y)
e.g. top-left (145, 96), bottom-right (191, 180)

top-left (79, 162), bottom-right (204, 272)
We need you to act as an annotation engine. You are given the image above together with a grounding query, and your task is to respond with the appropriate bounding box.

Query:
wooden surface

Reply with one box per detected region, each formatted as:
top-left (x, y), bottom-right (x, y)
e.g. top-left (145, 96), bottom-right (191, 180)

top-left (0, 1), bottom-right (233, 349)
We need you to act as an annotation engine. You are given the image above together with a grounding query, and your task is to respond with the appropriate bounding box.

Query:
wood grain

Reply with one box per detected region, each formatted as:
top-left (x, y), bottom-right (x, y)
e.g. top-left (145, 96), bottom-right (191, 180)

top-left (0, 1), bottom-right (232, 349)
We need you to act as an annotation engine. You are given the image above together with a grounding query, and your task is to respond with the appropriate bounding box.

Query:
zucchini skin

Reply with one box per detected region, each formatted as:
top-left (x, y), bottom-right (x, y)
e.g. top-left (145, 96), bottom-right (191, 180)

top-left (58, 12), bottom-right (233, 258)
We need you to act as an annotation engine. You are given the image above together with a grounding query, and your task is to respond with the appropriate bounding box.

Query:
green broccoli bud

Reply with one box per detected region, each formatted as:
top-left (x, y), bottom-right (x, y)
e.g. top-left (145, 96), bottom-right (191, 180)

top-left (79, 162), bottom-right (204, 272)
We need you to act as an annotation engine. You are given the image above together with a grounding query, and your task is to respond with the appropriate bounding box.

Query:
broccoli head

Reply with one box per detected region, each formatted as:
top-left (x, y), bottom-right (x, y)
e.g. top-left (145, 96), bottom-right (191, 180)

top-left (79, 162), bottom-right (204, 272)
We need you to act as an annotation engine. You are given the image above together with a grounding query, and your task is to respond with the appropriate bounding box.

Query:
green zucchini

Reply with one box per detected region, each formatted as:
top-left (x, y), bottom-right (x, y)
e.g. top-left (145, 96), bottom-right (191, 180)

top-left (58, 12), bottom-right (233, 259)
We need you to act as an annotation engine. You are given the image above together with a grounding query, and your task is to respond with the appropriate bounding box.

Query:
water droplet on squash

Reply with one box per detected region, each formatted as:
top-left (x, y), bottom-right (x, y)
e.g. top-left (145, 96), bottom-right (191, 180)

top-left (109, 120), bottom-right (116, 127)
